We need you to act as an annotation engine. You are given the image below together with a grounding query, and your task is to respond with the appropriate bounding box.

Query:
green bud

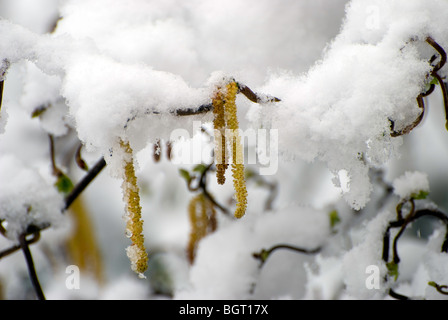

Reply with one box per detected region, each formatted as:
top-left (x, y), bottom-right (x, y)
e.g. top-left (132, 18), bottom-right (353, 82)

top-left (411, 190), bottom-right (429, 200)
top-left (179, 168), bottom-right (191, 182)
top-left (55, 173), bottom-right (74, 194)
top-left (386, 261), bottom-right (399, 281)
top-left (329, 210), bottom-right (341, 229)
top-left (193, 164), bottom-right (208, 174)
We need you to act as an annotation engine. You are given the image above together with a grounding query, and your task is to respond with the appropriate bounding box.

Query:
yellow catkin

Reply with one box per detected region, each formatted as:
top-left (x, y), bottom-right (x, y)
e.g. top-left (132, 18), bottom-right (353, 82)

top-left (120, 140), bottom-right (148, 277)
top-left (224, 82), bottom-right (248, 219)
top-left (66, 196), bottom-right (104, 284)
top-left (208, 200), bottom-right (217, 233)
top-left (212, 88), bottom-right (228, 184)
top-left (187, 194), bottom-right (217, 264)
top-left (187, 194), bottom-right (200, 264)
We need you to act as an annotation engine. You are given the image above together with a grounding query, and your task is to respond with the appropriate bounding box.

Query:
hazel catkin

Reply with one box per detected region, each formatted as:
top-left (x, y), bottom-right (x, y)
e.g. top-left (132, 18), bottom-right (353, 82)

top-left (120, 139), bottom-right (148, 277)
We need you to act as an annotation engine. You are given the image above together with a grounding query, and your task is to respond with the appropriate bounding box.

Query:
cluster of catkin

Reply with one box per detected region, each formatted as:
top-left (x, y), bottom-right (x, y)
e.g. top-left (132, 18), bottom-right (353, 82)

top-left (212, 81), bottom-right (248, 219)
top-left (119, 81), bottom-right (248, 275)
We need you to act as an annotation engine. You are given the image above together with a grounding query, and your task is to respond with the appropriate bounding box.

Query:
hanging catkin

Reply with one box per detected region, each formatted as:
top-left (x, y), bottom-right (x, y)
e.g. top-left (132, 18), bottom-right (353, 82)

top-left (212, 87), bottom-right (228, 185)
top-left (223, 82), bottom-right (248, 219)
top-left (187, 193), bottom-right (217, 264)
top-left (120, 139), bottom-right (148, 278)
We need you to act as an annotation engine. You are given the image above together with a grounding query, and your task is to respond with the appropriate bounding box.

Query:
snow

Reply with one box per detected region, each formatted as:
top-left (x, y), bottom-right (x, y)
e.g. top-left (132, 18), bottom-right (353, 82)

top-left (340, 210), bottom-right (392, 299)
top-left (0, 154), bottom-right (65, 241)
top-left (176, 205), bottom-right (330, 299)
top-left (258, 0), bottom-right (447, 209)
top-left (1, 0), bottom-right (448, 300)
top-left (62, 54), bottom-right (210, 156)
top-left (0, 0), bottom-right (59, 35)
top-left (393, 171), bottom-right (430, 199)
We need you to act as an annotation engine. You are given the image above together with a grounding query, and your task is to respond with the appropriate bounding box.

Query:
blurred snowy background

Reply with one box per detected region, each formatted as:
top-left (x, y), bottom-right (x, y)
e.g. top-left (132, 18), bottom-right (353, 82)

top-left (1, 0), bottom-right (448, 300)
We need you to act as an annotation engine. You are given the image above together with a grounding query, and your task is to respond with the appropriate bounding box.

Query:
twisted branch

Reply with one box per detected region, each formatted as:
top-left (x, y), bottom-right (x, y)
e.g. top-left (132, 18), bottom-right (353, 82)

top-left (185, 163), bottom-right (230, 215)
top-left (390, 36), bottom-right (447, 137)
top-left (428, 281), bottom-right (448, 295)
top-left (382, 202), bottom-right (448, 299)
top-left (253, 244), bottom-right (321, 266)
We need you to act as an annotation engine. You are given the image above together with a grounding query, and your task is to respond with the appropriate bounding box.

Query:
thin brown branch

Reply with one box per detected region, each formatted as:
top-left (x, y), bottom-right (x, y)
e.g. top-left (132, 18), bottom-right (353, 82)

top-left (0, 231), bottom-right (40, 260)
top-left (0, 220), bottom-right (6, 237)
top-left (426, 37), bottom-right (447, 73)
top-left (0, 244), bottom-right (21, 260)
top-left (383, 206), bottom-right (448, 264)
top-left (428, 281), bottom-right (448, 296)
top-left (383, 205), bottom-right (448, 300)
top-left (1, 157), bottom-right (106, 271)
top-left (421, 83), bottom-right (435, 97)
top-left (390, 92), bottom-right (426, 138)
top-left (0, 156), bottom-right (107, 256)
top-left (48, 134), bottom-right (63, 177)
top-left (201, 177), bottom-right (230, 215)
top-left (391, 199), bottom-right (415, 264)
top-left (0, 80), bottom-right (4, 113)
top-left (198, 164), bottom-right (230, 215)
top-left (19, 233), bottom-right (45, 300)
top-left (64, 157), bottom-right (106, 211)
top-left (75, 143), bottom-right (89, 171)
top-left (390, 37), bottom-right (447, 137)
top-left (0, 150), bottom-right (103, 297)
top-left (389, 288), bottom-right (410, 300)
top-left (237, 83), bottom-right (281, 104)
top-left (173, 82), bottom-right (280, 117)
top-left (253, 244), bottom-right (321, 266)
top-left (433, 72), bottom-right (448, 129)
top-left (174, 103), bottom-right (214, 116)
top-left (0, 60), bottom-right (8, 113)
top-left (425, 37), bottom-right (448, 130)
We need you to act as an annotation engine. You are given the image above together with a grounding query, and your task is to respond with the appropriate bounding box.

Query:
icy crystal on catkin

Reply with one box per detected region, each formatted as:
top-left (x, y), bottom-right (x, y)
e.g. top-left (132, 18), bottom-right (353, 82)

top-left (120, 140), bottom-right (148, 278)
top-left (212, 87), bottom-right (228, 185)
top-left (224, 82), bottom-right (247, 219)
top-left (211, 81), bottom-right (248, 218)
